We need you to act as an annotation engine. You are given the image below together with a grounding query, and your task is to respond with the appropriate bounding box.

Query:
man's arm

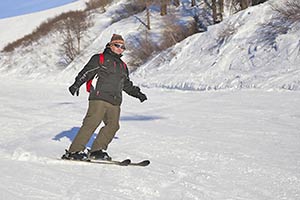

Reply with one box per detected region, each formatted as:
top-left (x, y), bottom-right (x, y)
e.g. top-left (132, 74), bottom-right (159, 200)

top-left (123, 69), bottom-right (147, 102)
top-left (69, 54), bottom-right (101, 96)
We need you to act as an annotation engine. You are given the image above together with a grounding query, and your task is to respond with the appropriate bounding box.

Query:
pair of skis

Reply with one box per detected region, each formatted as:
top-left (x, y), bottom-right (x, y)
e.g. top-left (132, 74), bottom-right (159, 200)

top-left (62, 157), bottom-right (150, 167)
top-left (88, 159), bottom-right (150, 166)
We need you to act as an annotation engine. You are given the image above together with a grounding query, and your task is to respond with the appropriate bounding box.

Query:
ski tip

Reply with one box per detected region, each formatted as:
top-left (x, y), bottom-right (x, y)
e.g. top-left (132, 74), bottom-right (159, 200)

top-left (141, 160), bottom-right (150, 166)
top-left (119, 159), bottom-right (131, 166)
top-left (129, 160), bottom-right (150, 167)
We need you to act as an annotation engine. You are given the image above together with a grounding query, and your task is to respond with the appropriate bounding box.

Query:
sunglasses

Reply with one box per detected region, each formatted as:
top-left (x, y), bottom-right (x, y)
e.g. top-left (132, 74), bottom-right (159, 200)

top-left (113, 43), bottom-right (126, 50)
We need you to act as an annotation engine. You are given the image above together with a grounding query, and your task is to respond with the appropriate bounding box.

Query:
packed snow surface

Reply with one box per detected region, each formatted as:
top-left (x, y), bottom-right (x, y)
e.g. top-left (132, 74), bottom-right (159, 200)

top-left (0, 80), bottom-right (299, 200)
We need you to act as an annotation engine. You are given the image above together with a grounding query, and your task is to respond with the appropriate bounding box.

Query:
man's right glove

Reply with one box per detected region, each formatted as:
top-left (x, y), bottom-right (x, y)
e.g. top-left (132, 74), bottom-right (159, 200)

top-left (69, 83), bottom-right (80, 96)
top-left (137, 92), bottom-right (147, 102)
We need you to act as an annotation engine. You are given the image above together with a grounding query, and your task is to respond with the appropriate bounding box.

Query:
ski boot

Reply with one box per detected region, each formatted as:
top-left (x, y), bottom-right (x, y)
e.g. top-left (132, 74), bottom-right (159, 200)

top-left (88, 150), bottom-right (112, 161)
top-left (61, 150), bottom-right (88, 161)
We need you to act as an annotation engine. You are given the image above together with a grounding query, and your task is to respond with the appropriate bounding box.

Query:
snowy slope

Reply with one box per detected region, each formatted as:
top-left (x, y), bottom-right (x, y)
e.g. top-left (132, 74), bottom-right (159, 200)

top-left (0, 0), bottom-right (299, 91)
top-left (55, 5), bottom-right (196, 83)
top-left (132, 2), bottom-right (300, 91)
top-left (0, 80), bottom-right (300, 200)
top-left (1, 67), bottom-right (299, 199)
top-left (0, 1), bottom-right (300, 199)
top-left (0, 0), bottom-right (87, 50)
top-left (0, 0), bottom-right (81, 19)
top-left (0, 0), bottom-right (138, 79)
top-left (0, 0), bottom-right (166, 79)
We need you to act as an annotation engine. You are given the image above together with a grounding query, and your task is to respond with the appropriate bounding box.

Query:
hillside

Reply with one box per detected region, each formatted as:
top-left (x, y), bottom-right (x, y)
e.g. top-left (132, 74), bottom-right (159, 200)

top-left (131, 1), bottom-right (300, 91)
top-left (0, 0), bottom-right (299, 91)
top-left (0, 1), bottom-right (300, 200)
top-left (0, 0), bottom-right (87, 50)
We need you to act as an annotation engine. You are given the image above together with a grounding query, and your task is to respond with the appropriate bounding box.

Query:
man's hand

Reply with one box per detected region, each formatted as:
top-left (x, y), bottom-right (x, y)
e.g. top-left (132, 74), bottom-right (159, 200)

top-left (69, 83), bottom-right (80, 96)
top-left (137, 92), bottom-right (147, 102)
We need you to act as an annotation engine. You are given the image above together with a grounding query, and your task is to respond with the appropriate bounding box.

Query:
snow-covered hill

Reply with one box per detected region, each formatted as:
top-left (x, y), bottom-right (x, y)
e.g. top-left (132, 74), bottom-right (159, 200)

top-left (132, 2), bottom-right (300, 91)
top-left (0, 1), bottom-right (300, 199)
top-left (0, 0), bottom-right (299, 91)
top-left (0, 0), bottom-right (87, 50)
top-left (0, 0), bottom-right (81, 19)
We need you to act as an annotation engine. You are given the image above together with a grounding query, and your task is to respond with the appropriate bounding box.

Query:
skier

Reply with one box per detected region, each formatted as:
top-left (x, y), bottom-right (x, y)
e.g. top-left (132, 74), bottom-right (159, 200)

top-left (62, 34), bottom-right (147, 161)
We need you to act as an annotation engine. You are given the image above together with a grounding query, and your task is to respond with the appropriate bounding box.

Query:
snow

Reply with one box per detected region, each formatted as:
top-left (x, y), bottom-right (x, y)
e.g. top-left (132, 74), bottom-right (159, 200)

top-left (132, 3), bottom-right (300, 91)
top-left (0, 80), bottom-right (300, 199)
top-left (0, 0), bottom-right (299, 90)
top-left (0, 0), bottom-right (87, 50)
top-left (0, 0), bottom-right (300, 199)
top-left (0, 0), bottom-right (81, 19)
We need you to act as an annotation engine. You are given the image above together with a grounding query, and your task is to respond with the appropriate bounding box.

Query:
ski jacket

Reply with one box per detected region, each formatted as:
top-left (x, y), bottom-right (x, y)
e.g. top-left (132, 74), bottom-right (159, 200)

top-left (73, 47), bottom-right (141, 106)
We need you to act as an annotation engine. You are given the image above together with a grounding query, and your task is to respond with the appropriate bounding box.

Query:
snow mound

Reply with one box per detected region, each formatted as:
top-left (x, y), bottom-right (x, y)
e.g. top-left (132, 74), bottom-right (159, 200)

top-left (132, 2), bottom-right (300, 91)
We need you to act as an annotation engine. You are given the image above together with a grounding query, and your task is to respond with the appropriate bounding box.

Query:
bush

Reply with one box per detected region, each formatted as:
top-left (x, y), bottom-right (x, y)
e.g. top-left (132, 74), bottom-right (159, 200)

top-left (271, 0), bottom-right (300, 23)
top-left (256, 19), bottom-right (290, 48)
top-left (254, 0), bottom-right (300, 48)
top-left (58, 11), bottom-right (93, 63)
top-left (111, 0), bottom-right (146, 23)
top-left (126, 17), bottom-right (198, 69)
top-left (85, 0), bottom-right (113, 12)
top-left (217, 23), bottom-right (237, 47)
top-left (2, 16), bottom-right (61, 52)
top-left (2, 0), bottom-right (112, 53)
top-left (160, 19), bottom-right (198, 49)
top-left (126, 34), bottom-right (159, 69)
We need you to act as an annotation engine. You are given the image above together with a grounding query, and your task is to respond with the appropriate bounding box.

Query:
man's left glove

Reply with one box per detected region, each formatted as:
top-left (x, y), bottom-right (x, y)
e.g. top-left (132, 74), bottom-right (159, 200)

top-left (137, 92), bottom-right (147, 102)
top-left (69, 83), bottom-right (80, 96)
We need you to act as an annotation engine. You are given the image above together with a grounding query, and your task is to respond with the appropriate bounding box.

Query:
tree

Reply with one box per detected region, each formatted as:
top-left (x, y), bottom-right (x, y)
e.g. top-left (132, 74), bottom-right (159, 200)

top-left (191, 0), bottom-right (196, 7)
top-left (252, 0), bottom-right (268, 6)
top-left (146, 1), bottom-right (151, 29)
top-left (174, 0), bottom-right (180, 7)
top-left (161, 0), bottom-right (168, 16)
top-left (134, 0), bottom-right (151, 30)
top-left (59, 11), bottom-right (92, 62)
top-left (209, 0), bottom-right (224, 23)
top-left (239, 0), bottom-right (249, 10)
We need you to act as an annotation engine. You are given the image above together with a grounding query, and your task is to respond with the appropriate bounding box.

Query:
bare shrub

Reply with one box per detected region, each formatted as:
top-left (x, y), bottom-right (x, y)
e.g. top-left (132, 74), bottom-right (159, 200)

top-left (2, 16), bottom-right (62, 52)
top-left (123, 0), bottom-right (146, 13)
top-left (2, 0), bottom-right (111, 53)
top-left (161, 20), bottom-right (198, 48)
top-left (85, 0), bottom-right (113, 12)
top-left (271, 0), bottom-right (300, 23)
top-left (173, 0), bottom-right (180, 7)
top-left (228, 0), bottom-right (266, 14)
top-left (253, 0), bottom-right (300, 48)
top-left (217, 24), bottom-right (237, 46)
top-left (58, 11), bottom-right (93, 63)
top-left (2, 11), bottom-right (90, 53)
top-left (111, 0), bottom-right (146, 23)
top-left (255, 19), bottom-right (290, 48)
top-left (252, 0), bottom-right (268, 6)
top-left (211, 0), bottom-right (224, 23)
top-left (127, 16), bottom-right (198, 69)
top-left (126, 33), bottom-right (159, 69)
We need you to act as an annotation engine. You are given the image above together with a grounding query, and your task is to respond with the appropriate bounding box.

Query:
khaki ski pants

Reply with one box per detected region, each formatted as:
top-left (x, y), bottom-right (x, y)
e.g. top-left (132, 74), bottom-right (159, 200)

top-left (69, 100), bottom-right (120, 153)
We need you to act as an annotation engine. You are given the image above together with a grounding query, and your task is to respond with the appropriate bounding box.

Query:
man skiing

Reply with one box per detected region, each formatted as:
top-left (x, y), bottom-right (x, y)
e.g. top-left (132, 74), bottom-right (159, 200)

top-left (62, 34), bottom-right (147, 161)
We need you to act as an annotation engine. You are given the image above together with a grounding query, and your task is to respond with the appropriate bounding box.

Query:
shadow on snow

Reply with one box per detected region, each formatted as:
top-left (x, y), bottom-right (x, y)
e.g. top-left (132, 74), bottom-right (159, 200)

top-left (53, 114), bottom-right (163, 146)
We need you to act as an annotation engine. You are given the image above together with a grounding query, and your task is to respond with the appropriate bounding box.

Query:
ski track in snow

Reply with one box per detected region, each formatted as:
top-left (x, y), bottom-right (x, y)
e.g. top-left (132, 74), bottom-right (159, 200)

top-left (0, 80), bottom-right (300, 200)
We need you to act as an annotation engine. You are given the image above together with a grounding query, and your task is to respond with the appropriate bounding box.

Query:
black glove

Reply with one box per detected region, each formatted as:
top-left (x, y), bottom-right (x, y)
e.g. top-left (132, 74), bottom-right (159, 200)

top-left (137, 92), bottom-right (147, 102)
top-left (69, 83), bottom-right (80, 96)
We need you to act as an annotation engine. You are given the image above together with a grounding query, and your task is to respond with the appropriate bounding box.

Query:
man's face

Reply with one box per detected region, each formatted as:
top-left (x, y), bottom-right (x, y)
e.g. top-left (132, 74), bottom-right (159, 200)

top-left (110, 43), bottom-right (126, 55)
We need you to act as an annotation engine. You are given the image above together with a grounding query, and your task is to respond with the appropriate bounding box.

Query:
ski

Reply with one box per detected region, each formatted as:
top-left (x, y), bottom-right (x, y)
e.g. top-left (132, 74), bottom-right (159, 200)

top-left (129, 160), bottom-right (150, 167)
top-left (60, 158), bottom-right (150, 167)
top-left (60, 157), bottom-right (131, 166)
top-left (89, 158), bottom-right (131, 166)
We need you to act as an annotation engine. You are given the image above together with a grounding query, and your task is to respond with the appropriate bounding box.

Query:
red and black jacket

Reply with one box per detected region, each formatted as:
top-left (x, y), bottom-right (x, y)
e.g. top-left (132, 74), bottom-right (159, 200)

top-left (73, 47), bottom-right (141, 105)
